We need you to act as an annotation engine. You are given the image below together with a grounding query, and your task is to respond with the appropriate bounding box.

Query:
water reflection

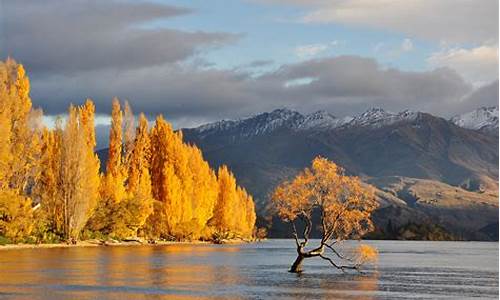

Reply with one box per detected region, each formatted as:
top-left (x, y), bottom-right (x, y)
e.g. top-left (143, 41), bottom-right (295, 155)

top-left (0, 241), bottom-right (497, 299)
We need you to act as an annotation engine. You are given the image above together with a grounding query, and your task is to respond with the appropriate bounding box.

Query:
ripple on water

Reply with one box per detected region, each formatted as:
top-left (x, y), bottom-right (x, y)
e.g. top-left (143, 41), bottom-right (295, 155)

top-left (0, 240), bottom-right (497, 299)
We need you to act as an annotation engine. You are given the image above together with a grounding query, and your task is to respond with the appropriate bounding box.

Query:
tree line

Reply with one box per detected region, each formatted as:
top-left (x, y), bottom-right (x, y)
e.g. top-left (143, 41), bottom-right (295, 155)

top-left (0, 58), bottom-right (256, 243)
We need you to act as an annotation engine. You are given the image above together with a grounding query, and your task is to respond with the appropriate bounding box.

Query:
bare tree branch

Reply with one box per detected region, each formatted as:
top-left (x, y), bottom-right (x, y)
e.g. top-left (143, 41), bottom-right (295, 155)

top-left (291, 221), bottom-right (300, 248)
top-left (319, 254), bottom-right (360, 273)
top-left (323, 242), bottom-right (354, 263)
top-left (298, 212), bottom-right (311, 247)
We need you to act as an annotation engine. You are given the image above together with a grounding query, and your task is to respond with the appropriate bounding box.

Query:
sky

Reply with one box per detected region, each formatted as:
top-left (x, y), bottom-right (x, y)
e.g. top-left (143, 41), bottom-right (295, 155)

top-left (0, 0), bottom-right (498, 138)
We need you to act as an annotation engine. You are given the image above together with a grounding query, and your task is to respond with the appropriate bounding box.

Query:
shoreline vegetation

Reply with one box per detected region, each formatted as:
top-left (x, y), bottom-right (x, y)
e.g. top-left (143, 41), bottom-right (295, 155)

top-left (0, 59), bottom-right (259, 246)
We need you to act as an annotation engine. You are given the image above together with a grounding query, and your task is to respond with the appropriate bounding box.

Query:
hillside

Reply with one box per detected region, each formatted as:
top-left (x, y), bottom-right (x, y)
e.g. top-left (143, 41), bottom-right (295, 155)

top-left (181, 107), bottom-right (499, 240)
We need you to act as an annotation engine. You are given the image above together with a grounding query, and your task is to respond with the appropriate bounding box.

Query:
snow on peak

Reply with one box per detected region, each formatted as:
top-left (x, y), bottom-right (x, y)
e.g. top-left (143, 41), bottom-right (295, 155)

top-left (192, 107), bottom-right (424, 139)
top-left (193, 108), bottom-right (303, 138)
top-left (347, 108), bottom-right (418, 128)
top-left (296, 110), bottom-right (352, 130)
top-left (450, 106), bottom-right (499, 131)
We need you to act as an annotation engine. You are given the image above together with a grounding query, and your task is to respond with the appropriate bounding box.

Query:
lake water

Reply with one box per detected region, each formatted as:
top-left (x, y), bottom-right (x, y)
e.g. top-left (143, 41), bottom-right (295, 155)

top-left (0, 240), bottom-right (497, 299)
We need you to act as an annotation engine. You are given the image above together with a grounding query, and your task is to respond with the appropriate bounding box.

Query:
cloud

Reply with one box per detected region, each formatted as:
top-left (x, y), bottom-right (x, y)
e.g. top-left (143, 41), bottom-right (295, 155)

top-left (401, 39), bottom-right (413, 52)
top-left (454, 80), bottom-right (499, 114)
top-left (30, 55), bottom-right (479, 125)
top-left (294, 41), bottom-right (343, 59)
top-left (255, 0), bottom-right (498, 44)
top-left (427, 45), bottom-right (499, 85)
top-left (295, 44), bottom-right (329, 58)
top-left (0, 0), bottom-right (238, 75)
top-left (3, 0), bottom-right (494, 130)
top-left (259, 56), bottom-right (473, 116)
top-left (246, 60), bottom-right (275, 68)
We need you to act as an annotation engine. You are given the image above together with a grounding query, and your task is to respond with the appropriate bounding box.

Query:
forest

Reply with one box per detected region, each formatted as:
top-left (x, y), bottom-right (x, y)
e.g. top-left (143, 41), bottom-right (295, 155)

top-left (0, 58), bottom-right (256, 244)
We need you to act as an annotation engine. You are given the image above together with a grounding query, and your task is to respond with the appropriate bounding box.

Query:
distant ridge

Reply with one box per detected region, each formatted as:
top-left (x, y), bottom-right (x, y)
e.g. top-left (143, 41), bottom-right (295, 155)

top-left (191, 106), bottom-right (499, 137)
top-left (451, 106), bottom-right (499, 134)
top-left (181, 106), bottom-right (499, 240)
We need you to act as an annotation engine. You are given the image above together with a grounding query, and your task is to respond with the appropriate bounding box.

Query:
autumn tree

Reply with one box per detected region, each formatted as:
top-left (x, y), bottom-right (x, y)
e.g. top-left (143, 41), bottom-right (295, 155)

top-left (123, 101), bottom-right (135, 164)
top-left (89, 98), bottom-right (126, 234)
top-left (211, 165), bottom-right (256, 238)
top-left (0, 59), bottom-right (42, 241)
top-left (0, 60), bottom-right (256, 243)
top-left (116, 113), bottom-right (153, 238)
top-left (271, 157), bottom-right (378, 273)
top-left (60, 101), bottom-right (101, 241)
top-left (147, 116), bottom-right (255, 240)
top-left (89, 101), bottom-right (153, 238)
top-left (148, 116), bottom-right (199, 239)
top-left (185, 145), bottom-right (218, 238)
top-left (212, 166), bottom-right (238, 232)
top-left (36, 125), bottom-right (64, 236)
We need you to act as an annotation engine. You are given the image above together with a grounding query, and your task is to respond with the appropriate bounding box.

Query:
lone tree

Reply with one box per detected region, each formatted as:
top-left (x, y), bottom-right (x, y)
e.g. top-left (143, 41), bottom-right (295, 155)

top-left (271, 157), bottom-right (378, 273)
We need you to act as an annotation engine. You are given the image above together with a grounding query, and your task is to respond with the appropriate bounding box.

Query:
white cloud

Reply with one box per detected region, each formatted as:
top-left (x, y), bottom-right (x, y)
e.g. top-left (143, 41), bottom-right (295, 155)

top-left (372, 42), bottom-right (384, 53)
top-left (428, 45), bottom-right (499, 85)
top-left (259, 0), bottom-right (498, 44)
top-left (401, 38), bottom-right (413, 52)
top-left (284, 77), bottom-right (317, 87)
top-left (295, 44), bottom-right (329, 58)
top-left (294, 40), bottom-right (344, 59)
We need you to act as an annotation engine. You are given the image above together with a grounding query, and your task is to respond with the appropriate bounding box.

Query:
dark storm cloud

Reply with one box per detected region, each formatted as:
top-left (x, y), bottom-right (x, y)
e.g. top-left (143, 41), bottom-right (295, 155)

top-left (0, 0), bottom-right (237, 74)
top-left (452, 80), bottom-right (499, 115)
top-left (31, 56), bottom-right (478, 124)
top-left (259, 56), bottom-right (474, 116)
top-left (1, 1), bottom-right (492, 128)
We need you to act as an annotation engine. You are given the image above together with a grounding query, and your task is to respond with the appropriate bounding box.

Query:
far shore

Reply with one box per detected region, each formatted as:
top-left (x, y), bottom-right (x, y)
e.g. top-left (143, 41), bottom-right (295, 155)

top-left (0, 238), bottom-right (255, 251)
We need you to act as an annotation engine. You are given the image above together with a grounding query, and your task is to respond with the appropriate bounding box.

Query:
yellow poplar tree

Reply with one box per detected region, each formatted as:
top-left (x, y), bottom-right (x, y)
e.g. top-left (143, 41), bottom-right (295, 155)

top-left (118, 113), bottom-right (154, 237)
top-left (148, 116), bottom-right (218, 239)
top-left (148, 116), bottom-right (180, 238)
top-left (61, 100), bottom-right (101, 241)
top-left (186, 145), bottom-right (218, 238)
top-left (0, 59), bottom-right (42, 241)
top-left (36, 126), bottom-right (64, 235)
top-left (212, 165), bottom-right (238, 233)
top-left (211, 166), bottom-right (256, 238)
top-left (123, 100), bottom-right (135, 164)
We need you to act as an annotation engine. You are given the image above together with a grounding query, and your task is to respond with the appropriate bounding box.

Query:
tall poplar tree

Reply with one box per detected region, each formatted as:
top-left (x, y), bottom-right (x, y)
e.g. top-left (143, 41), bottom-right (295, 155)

top-left (61, 101), bottom-right (101, 241)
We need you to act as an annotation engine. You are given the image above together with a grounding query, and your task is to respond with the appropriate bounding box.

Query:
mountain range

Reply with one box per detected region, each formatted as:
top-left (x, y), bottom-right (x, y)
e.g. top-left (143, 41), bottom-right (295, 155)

top-left (181, 106), bottom-right (499, 240)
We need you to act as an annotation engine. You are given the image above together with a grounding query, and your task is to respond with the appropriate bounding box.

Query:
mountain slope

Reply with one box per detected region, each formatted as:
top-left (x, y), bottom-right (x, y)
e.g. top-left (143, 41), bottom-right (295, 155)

top-left (184, 108), bottom-right (498, 198)
top-left (451, 106), bottom-right (499, 134)
top-left (182, 107), bottom-right (499, 240)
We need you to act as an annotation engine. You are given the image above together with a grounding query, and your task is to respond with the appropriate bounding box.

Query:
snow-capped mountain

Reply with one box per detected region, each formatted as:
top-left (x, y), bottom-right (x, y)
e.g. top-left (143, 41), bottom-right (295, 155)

top-left (192, 107), bottom-right (422, 138)
top-left (296, 110), bottom-right (353, 130)
top-left (451, 107), bottom-right (498, 134)
top-left (193, 108), bottom-right (353, 138)
top-left (194, 108), bottom-right (303, 138)
top-left (346, 108), bottom-right (418, 128)
top-left (181, 106), bottom-right (498, 241)
top-left (191, 106), bottom-right (500, 141)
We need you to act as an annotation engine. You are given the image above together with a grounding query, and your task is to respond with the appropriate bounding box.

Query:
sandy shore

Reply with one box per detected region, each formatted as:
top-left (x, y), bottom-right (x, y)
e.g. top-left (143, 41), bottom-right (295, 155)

top-left (0, 238), bottom-right (255, 251)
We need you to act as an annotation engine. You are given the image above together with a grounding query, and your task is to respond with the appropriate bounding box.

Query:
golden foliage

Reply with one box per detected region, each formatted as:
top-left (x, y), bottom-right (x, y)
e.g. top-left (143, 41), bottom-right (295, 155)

top-left (89, 101), bottom-right (153, 239)
top-left (0, 59), bottom-right (41, 241)
top-left (0, 59), bottom-right (256, 243)
top-left (355, 244), bottom-right (379, 264)
top-left (36, 127), bottom-right (64, 234)
top-left (147, 117), bottom-right (256, 240)
top-left (61, 101), bottom-right (101, 240)
top-left (272, 156), bottom-right (378, 272)
top-left (272, 156), bottom-right (377, 241)
top-left (0, 190), bottom-right (34, 242)
top-left (211, 166), bottom-right (256, 237)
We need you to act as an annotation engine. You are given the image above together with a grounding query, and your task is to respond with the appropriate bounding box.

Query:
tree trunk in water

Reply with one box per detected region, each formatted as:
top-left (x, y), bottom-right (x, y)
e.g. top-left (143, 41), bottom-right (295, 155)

top-left (290, 254), bottom-right (305, 273)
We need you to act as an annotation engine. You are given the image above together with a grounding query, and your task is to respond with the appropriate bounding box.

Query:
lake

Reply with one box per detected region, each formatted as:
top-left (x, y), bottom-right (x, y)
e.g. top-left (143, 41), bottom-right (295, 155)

top-left (0, 240), bottom-right (497, 299)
